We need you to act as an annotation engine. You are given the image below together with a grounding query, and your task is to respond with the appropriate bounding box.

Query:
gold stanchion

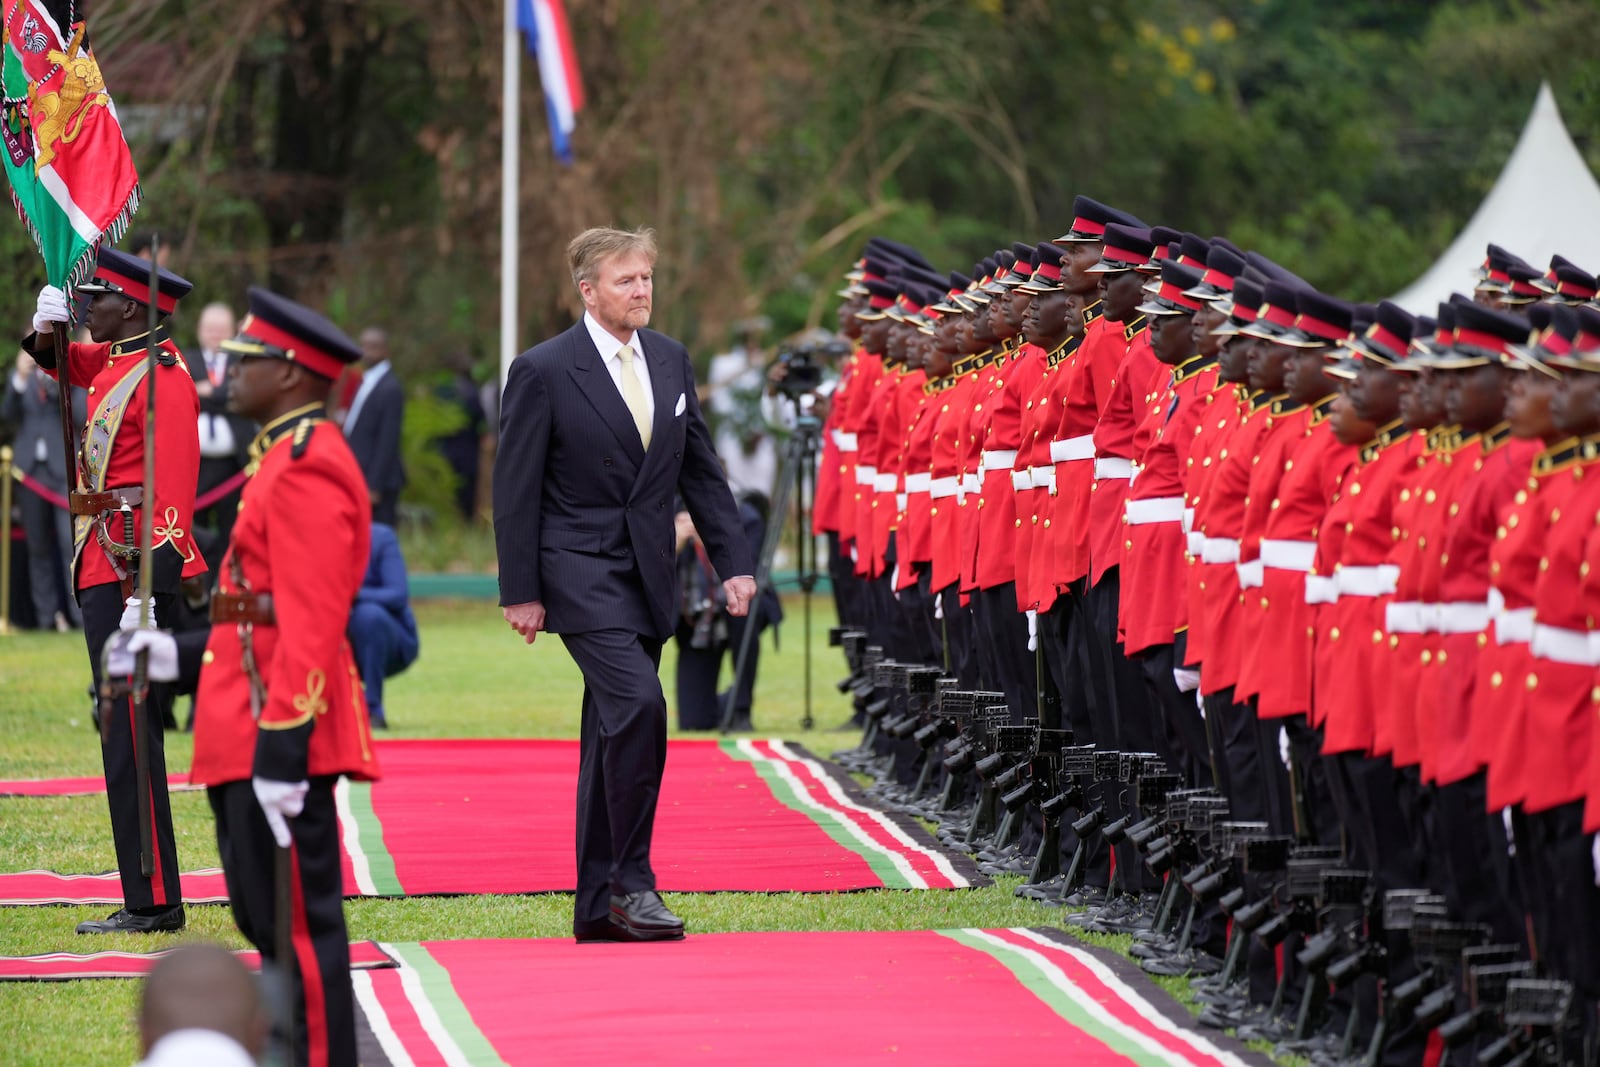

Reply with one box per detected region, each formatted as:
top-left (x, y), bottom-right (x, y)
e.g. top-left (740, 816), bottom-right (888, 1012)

top-left (0, 445), bottom-right (13, 636)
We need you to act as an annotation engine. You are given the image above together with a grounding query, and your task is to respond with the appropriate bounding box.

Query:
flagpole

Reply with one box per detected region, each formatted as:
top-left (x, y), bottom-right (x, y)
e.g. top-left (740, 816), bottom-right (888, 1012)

top-left (500, 0), bottom-right (520, 391)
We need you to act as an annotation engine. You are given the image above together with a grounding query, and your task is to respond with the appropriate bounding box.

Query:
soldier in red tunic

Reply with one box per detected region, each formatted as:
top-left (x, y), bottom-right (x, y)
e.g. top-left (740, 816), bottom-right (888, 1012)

top-left (25, 247), bottom-right (204, 934)
top-left (189, 287), bottom-right (377, 1067)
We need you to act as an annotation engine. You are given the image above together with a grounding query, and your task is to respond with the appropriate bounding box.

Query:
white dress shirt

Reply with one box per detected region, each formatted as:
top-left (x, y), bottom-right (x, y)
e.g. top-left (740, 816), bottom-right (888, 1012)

top-left (196, 350), bottom-right (237, 459)
top-left (135, 1028), bottom-right (256, 1067)
top-left (584, 312), bottom-right (654, 426)
top-left (343, 359), bottom-right (390, 434)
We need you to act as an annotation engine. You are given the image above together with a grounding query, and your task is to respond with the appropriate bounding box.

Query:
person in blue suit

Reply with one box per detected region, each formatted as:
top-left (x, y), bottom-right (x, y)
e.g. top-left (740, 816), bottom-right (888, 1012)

top-left (347, 521), bottom-right (419, 728)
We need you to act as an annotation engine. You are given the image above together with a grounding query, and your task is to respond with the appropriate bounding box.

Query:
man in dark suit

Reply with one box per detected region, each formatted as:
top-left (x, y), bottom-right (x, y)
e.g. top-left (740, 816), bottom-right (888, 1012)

top-left (188, 302), bottom-right (254, 566)
top-left (342, 327), bottom-right (406, 525)
top-left (2, 349), bottom-right (85, 630)
top-left (493, 226), bottom-right (755, 944)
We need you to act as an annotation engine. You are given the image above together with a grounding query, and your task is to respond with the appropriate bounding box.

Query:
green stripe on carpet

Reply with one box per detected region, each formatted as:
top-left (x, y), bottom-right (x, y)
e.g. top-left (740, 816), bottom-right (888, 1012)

top-left (384, 942), bottom-right (509, 1066)
top-left (344, 781), bottom-right (404, 896)
top-left (718, 740), bottom-right (914, 889)
top-left (939, 929), bottom-right (1178, 1067)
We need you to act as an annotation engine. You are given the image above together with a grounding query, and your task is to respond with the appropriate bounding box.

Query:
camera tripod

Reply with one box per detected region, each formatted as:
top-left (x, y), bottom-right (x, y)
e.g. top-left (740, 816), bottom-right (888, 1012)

top-left (722, 411), bottom-right (823, 733)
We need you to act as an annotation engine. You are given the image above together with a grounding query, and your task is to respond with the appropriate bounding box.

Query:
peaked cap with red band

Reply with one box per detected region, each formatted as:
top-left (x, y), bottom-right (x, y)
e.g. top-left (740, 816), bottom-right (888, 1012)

top-left (1054, 195), bottom-right (1146, 243)
top-left (1087, 223), bottom-right (1156, 273)
top-left (222, 286), bottom-right (363, 381)
top-left (77, 246), bottom-right (193, 315)
top-left (1136, 261), bottom-right (1206, 316)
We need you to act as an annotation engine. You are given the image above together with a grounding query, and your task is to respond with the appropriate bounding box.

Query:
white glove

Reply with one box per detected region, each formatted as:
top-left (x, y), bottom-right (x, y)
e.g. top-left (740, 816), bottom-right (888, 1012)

top-left (252, 777), bottom-right (309, 849)
top-left (1173, 668), bottom-right (1201, 693)
top-left (1026, 610), bottom-right (1038, 652)
top-left (33, 285), bottom-right (67, 334)
top-left (1278, 726), bottom-right (1291, 771)
top-left (102, 629), bottom-right (179, 682)
top-left (119, 596), bottom-right (156, 630)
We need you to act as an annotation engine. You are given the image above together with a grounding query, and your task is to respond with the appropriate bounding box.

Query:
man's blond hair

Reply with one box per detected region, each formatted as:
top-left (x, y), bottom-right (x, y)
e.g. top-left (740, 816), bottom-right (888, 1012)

top-left (567, 227), bottom-right (658, 290)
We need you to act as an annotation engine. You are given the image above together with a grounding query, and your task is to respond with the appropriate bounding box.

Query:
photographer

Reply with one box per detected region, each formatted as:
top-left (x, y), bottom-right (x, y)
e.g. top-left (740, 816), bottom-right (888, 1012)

top-left (673, 493), bottom-right (782, 731)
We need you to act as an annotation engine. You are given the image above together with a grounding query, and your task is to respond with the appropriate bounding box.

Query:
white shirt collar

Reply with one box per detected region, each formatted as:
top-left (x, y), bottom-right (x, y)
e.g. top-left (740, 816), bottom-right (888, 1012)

top-left (136, 1029), bottom-right (256, 1067)
top-left (584, 312), bottom-right (640, 364)
top-left (363, 359), bottom-right (391, 383)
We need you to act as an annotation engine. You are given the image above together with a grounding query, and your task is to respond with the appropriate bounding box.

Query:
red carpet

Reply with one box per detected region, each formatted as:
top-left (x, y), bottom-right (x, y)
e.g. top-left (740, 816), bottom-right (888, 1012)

top-left (0, 940), bottom-right (393, 981)
top-left (0, 739), bottom-right (983, 904)
top-left (352, 929), bottom-right (1274, 1067)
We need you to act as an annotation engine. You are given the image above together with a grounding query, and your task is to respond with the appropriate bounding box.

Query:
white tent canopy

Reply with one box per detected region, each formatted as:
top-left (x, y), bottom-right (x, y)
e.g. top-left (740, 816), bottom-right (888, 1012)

top-left (1391, 82), bottom-right (1600, 313)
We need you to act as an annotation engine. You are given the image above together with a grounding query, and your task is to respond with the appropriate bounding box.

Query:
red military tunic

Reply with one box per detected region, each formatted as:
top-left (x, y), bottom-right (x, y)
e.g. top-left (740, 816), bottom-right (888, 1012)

top-left (868, 368), bottom-right (926, 577)
top-left (1012, 339), bottom-right (1073, 611)
top-left (853, 360), bottom-right (901, 577)
top-left (811, 355), bottom-right (856, 537)
top-left (896, 374), bottom-right (944, 588)
top-left (191, 410), bottom-right (380, 787)
top-left (1120, 356), bottom-right (1217, 655)
top-left (1391, 431), bottom-right (1480, 775)
top-left (1232, 398), bottom-right (1313, 705)
top-left (1025, 336), bottom-right (1086, 613)
top-left (975, 343), bottom-right (1046, 591)
top-left (1089, 317), bottom-right (1158, 587)
top-left (1244, 398), bottom-right (1354, 719)
top-left (1479, 442), bottom-right (1562, 810)
top-left (928, 360), bottom-right (984, 594)
top-left (958, 347), bottom-right (1006, 594)
top-left (41, 330), bottom-right (206, 590)
top-left (1042, 305), bottom-right (1118, 591)
top-left (1433, 428), bottom-right (1537, 787)
top-left (830, 348), bottom-right (877, 554)
top-left (1516, 438), bottom-right (1600, 814)
top-left (1193, 393), bottom-right (1276, 696)
top-left (1181, 383), bottom-right (1247, 670)
top-left (1313, 424), bottom-right (1421, 755)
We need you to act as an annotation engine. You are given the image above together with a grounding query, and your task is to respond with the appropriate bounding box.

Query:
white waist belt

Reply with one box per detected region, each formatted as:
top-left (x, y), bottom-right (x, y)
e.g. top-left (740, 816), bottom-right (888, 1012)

top-left (1495, 607), bottom-right (1533, 645)
top-left (1050, 435), bottom-right (1095, 463)
top-left (834, 431), bottom-right (859, 452)
top-left (1032, 466), bottom-right (1057, 494)
top-left (962, 473), bottom-right (981, 495)
top-left (904, 473), bottom-right (933, 494)
top-left (1094, 457), bottom-right (1134, 480)
top-left (1126, 496), bottom-right (1185, 525)
top-left (1487, 588), bottom-right (1506, 618)
top-left (1305, 575), bottom-right (1339, 605)
top-left (1261, 539), bottom-right (1318, 573)
top-left (1236, 559), bottom-right (1265, 589)
top-left (854, 465), bottom-right (877, 486)
top-left (1186, 531), bottom-right (1206, 557)
top-left (874, 473), bottom-right (898, 492)
top-left (929, 476), bottom-right (960, 500)
top-left (896, 492), bottom-right (907, 513)
top-left (1336, 564), bottom-right (1399, 598)
top-left (1531, 623), bottom-right (1599, 666)
top-left (1011, 470), bottom-right (1034, 491)
top-left (980, 449), bottom-right (1018, 471)
top-left (1199, 537), bottom-right (1241, 564)
top-left (1385, 601), bottom-right (1426, 634)
top-left (1436, 601), bottom-right (1492, 634)
top-left (1182, 506), bottom-right (1196, 536)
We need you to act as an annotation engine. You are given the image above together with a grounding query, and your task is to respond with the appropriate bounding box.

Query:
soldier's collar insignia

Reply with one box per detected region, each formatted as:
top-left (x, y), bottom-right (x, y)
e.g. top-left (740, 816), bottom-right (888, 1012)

top-left (1309, 393), bottom-right (1339, 425)
top-left (1172, 353), bottom-right (1215, 385)
top-left (1082, 300), bottom-right (1103, 325)
top-left (1535, 436), bottom-right (1583, 475)
top-left (1269, 395), bottom-right (1307, 418)
top-left (1122, 314), bottom-right (1148, 342)
top-left (247, 402), bottom-right (326, 473)
top-left (108, 325), bottom-right (173, 359)
top-left (1249, 389), bottom-right (1278, 411)
top-left (1425, 424), bottom-right (1457, 454)
top-left (1046, 335), bottom-right (1083, 368)
top-left (1360, 418), bottom-right (1409, 462)
top-left (953, 347), bottom-right (997, 377)
top-left (1481, 422), bottom-right (1512, 453)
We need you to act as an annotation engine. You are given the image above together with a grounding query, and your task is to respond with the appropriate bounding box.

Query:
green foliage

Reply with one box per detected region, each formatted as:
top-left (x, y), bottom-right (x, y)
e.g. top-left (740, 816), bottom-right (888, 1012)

top-left (398, 386), bottom-right (466, 524)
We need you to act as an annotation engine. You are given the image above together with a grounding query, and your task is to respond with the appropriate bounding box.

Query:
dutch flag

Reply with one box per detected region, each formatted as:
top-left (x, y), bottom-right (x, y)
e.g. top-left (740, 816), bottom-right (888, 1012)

top-left (517, 0), bottom-right (585, 164)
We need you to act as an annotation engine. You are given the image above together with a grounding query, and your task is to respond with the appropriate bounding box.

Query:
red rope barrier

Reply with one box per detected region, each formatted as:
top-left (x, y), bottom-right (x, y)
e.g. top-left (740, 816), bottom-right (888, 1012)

top-left (10, 466), bottom-right (250, 511)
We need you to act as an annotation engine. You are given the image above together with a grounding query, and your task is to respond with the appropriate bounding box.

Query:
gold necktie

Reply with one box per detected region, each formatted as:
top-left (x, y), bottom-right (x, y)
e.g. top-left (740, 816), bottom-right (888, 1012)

top-left (618, 344), bottom-right (652, 449)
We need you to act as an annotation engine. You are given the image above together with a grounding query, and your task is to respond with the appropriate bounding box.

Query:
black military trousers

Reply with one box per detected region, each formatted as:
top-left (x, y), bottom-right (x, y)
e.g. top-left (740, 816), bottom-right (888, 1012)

top-left (80, 581), bottom-right (182, 911)
top-left (1431, 771), bottom-right (1522, 947)
top-left (1136, 644), bottom-right (1213, 789)
top-left (914, 567), bottom-right (945, 672)
top-left (937, 584), bottom-right (980, 688)
top-left (1520, 802), bottom-right (1600, 996)
top-left (561, 630), bottom-right (669, 924)
top-left (1045, 587), bottom-right (1111, 888)
top-left (973, 582), bottom-right (1036, 723)
top-left (209, 776), bottom-right (354, 1067)
top-left (1203, 687), bottom-right (1263, 821)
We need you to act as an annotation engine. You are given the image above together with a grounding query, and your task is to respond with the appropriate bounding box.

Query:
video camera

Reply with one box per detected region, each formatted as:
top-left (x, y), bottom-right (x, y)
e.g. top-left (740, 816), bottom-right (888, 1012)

top-left (775, 338), bottom-right (850, 401)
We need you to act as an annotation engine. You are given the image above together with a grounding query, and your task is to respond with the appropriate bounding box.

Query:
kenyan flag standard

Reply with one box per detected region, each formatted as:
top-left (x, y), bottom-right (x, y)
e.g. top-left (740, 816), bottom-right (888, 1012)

top-left (1, 0), bottom-right (139, 293)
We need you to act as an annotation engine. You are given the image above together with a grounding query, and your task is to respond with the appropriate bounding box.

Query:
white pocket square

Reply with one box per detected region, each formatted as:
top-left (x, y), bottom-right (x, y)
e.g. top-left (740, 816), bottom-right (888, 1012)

top-left (674, 393), bottom-right (686, 416)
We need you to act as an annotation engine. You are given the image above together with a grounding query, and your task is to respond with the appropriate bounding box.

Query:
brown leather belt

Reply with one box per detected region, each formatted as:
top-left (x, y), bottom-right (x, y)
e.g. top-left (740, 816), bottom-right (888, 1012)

top-left (69, 487), bottom-right (144, 515)
top-left (210, 593), bottom-right (276, 625)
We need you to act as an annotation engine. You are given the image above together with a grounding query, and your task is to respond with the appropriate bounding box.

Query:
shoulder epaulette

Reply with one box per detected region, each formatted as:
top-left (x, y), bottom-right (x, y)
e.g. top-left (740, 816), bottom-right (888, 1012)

top-left (291, 419), bottom-right (315, 460)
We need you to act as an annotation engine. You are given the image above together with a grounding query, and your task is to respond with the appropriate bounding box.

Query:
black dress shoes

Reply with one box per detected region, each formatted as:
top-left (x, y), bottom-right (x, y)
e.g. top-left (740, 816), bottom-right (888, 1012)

top-left (76, 905), bottom-right (186, 935)
top-left (573, 918), bottom-right (624, 944)
top-left (609, 890), bottom-right (685, 942)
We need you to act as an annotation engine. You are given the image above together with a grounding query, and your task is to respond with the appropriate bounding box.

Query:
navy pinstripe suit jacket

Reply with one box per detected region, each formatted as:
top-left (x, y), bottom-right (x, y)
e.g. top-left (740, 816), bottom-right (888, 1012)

top-left (492, 320), bottom-right (752, 640)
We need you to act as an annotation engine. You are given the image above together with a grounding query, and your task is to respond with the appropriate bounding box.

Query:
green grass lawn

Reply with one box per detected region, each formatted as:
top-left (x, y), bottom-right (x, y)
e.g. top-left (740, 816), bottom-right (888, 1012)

top-left (0, 595), bottom-right (1218, 1065)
